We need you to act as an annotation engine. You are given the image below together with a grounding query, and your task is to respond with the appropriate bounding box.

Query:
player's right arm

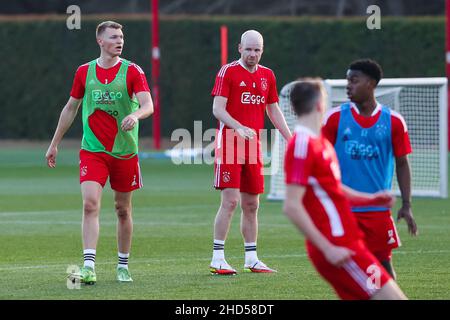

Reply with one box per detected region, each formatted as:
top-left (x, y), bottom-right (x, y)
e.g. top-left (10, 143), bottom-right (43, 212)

top-left (211, 64), bottom-right (255, 140)
top-left (212, 96), bottom-right (256, 140)
top-left (46, 97), bottom-right (82, 168)
top-left (283, 185), bottom-right (354, 267)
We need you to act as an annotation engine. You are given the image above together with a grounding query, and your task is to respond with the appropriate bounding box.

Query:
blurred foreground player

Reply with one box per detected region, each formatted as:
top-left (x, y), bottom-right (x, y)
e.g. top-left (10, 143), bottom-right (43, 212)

top-left (283, 79), bottom-right (407, 299)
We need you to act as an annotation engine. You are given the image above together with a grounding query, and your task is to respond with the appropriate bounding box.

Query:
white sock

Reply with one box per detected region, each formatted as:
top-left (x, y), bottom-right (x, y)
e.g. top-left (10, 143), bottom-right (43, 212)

top-left (212, 239), bottom-right (225, 261)
top-left (83, 249), bottom-right (96, 270)
top-left (118, 252), bottom-right (130, 269)
top-left (244, 242), bottom-right (258, 266)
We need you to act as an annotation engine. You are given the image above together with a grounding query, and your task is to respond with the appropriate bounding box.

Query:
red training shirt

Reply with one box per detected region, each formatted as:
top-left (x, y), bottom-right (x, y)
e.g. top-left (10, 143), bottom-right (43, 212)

top-left (211, 60), bottom-right (279, 135)
top-left (284, 125), bottom-right (364, 246)
top-left (70, 58), bottom-right (150, 99)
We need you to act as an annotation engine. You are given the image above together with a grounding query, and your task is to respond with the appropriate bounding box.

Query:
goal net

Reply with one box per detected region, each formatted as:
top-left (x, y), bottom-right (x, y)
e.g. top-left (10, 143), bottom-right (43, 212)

top-left (268, 77), bottom-right (448, 199)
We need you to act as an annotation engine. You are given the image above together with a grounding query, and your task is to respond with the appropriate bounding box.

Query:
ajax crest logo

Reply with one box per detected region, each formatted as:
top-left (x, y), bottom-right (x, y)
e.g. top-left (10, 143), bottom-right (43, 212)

top-left (222, 171), bottom-right (231, 183)
top-left (375, 124), bottom-right (388, 139)
top-left (261, 78), bottom-right (268, 91)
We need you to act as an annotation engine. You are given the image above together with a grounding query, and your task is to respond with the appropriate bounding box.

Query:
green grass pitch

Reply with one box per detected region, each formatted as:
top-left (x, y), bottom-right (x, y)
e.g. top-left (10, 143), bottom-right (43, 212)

top-left (0, 146), bottom-right (449, 299)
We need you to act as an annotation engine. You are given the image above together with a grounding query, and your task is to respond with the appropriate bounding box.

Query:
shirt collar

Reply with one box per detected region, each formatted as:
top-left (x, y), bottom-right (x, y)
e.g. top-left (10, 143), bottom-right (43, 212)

top-left (350, 101), bottom-right (381, 116)
top-left (96, 58), bottom-right (121, 69)
top-left (238, 59), bottom-right (258, 72)
top-left (295, 124), bottom-right (318, 137)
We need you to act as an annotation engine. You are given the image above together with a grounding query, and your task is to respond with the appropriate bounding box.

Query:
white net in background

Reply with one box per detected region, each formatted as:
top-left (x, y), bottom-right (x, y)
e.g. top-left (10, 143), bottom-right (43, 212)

top-left (268, 78), bottom-right (448, 200)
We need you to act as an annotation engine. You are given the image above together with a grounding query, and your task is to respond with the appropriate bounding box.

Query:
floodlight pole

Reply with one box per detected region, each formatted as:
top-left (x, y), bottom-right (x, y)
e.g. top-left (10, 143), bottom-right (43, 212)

top-left (151, 0), bottom-right (161, 150)
top-left (221, 25), bottom-right (228, 66)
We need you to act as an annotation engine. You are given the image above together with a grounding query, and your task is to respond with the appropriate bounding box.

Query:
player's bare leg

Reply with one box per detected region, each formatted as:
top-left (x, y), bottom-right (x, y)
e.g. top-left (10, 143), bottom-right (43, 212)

top-left (76, 181), bottom-right (102, 284)
top-left (241, 192), bottom-right (276, 273)
top-left (210, 188), bottom-right (240, 275)
top-left (114, 191), bottom-right (134, 282)
top-left (81, 181), bottom-right (103, 250)
top-left (371, 279), bottom-right (407, 300)
top-left (240, 192), bottom-right (259, 243)
top-left (115, 191), bottom-right (133, 254)
top-left (214, 188), bottom-right (240, 240)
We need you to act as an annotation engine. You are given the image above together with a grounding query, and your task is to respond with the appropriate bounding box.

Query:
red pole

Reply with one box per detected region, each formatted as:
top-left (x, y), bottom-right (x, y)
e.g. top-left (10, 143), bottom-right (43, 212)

top-left (151, 0), bottom-right (161, 150)
top-left (220, 25), bottom-right (228, 66)
top-left (447, 0), bottom-right (450, 150)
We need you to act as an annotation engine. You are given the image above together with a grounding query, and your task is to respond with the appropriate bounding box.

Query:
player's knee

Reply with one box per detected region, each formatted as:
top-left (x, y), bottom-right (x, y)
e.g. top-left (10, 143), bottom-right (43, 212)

top-left (115, 203), bottom-right (131, 219)
top-left (83, 198), bottom-right (100, 216)
top-left (221, 197), bottom-right (239, 213)
top-left (241, 200), bottom-right (259, 214)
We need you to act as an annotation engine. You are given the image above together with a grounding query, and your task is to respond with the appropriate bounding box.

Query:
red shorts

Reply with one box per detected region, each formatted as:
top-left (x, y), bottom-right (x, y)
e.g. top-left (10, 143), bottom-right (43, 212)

top-left (213, 130), bottom-right (264, 194)
top-left (213, 161), bottom-right (264, 194)
top-left (79, 149), bottom-right (142, 192)
top-left (307, 240), bottom-right (392, 300)
top-left (353, 210), bottom-right (401, 262)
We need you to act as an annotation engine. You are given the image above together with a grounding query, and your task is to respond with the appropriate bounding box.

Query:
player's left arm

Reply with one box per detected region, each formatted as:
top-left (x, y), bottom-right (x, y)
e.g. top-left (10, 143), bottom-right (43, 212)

top-left (121, 64), bottom-right (154, 131)
top-left (265, 71), bottom-right (292, 141)
top-left (121, 91), bottom-right (154, 131)
top-left (266, 102), bottom-right (292, 141)
top-left (391, 112), bottom-right (418, 236)
top-left (395, 155), bottom-right (418, 236)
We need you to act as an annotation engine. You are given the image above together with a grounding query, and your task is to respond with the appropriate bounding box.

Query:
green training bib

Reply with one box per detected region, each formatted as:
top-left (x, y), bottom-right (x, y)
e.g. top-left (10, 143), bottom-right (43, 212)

top-left (81, 59), bottom-right (139, 159)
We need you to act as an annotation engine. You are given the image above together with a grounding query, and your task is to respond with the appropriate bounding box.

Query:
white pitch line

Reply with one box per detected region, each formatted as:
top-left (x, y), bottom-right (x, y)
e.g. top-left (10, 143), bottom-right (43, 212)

top-left (0, 204), bottom-right (216, 217)
top-left (1, 220), bottom-right (448, 230)
top-left (0, 220), bottom-right (212, 226)
top-left (0, 210), bottom-right (80, 217)
top-left (0, 254), bottom-right (308, 271)
top-left (0, 249), bottom-right (449, 272)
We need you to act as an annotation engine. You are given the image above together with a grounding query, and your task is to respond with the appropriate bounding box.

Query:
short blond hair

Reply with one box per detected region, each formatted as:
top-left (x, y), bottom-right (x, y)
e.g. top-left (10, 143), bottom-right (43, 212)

top-left (96, 21), bottom-right (122, 37)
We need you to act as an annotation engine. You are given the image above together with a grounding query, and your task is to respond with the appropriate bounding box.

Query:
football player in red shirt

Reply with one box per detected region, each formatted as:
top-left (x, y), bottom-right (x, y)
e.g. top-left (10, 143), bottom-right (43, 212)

top-left (283, 78), bottom-right (407, 299)
top-left (209, 30), bottom-right (292, 275)
top-left (46, 21), bottom-right (153, 284)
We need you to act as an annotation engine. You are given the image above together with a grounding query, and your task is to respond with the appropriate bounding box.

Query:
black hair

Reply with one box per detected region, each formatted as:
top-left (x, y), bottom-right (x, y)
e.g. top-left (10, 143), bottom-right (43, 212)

top-left (348, 59), bottom-right (383, 85)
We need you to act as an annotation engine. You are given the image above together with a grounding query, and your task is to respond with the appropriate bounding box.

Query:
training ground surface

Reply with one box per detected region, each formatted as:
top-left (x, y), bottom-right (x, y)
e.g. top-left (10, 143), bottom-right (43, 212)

top-left (0, 146), bottom-right (449, 300)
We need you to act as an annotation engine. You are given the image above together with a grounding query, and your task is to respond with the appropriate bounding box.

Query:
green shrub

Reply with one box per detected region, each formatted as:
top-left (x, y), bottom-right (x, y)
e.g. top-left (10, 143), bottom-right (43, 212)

top-left (0, 16), bottom-right (444, 139)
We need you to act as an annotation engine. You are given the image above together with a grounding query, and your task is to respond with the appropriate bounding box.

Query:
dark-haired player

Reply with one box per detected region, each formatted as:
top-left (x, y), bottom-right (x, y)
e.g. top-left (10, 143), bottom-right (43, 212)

top-left (322, 59), bottom-right (418, 279)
